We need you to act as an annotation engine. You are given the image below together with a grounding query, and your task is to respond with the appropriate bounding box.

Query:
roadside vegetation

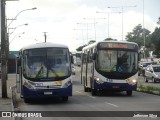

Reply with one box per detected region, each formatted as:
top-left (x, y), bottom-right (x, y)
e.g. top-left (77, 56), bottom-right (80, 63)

top-left (137, 84), bottom-right (160, 96)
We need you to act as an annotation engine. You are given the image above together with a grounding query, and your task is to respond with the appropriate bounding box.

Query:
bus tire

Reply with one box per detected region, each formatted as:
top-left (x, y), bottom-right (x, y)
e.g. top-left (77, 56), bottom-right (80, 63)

top-left (24, 98), bottom-right (30, 103)
top-left (126, 90), bottom-right (132, 96)
top-left (84, 86), bottom-right (88, 92)
top-left (145, 77), bottom-right (148, 83)
top-left (91, 89), bottom-right (96, 96)
top-left (62, 96), bottom-right (68, 101)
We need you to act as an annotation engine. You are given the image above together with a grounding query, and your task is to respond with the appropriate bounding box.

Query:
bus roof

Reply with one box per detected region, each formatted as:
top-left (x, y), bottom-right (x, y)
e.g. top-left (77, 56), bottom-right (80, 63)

top-left (20, 42), bottom-right (69, 50)
top-left (82, 40), bottom-right (138, 51)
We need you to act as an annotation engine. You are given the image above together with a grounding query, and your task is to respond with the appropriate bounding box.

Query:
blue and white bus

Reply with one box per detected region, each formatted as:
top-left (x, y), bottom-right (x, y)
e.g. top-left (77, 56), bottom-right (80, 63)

top-left (75, 51), bottom-right (82, 66)
top-left (16, 42), bottom-right (72, 103)
top-left (81, 40), bottom-right (139, 96)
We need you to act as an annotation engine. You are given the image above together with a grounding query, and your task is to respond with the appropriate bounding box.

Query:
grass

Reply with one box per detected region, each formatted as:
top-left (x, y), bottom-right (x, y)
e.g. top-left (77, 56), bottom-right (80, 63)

top-left (137, 84), bottom-right (160, 95)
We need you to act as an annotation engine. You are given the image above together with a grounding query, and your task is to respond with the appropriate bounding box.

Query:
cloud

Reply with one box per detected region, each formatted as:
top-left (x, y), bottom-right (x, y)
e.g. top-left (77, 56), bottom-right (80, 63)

top-left (6, 0), bottom-right (157, 51)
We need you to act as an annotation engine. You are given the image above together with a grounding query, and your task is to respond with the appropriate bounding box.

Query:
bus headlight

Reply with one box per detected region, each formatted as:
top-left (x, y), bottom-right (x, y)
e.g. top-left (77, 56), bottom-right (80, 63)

top-left (62, 79), bottom-right (72, 88)
top-left (94, 76), bottom-right (104, 84)
top-left (24, 80), bottom-right (35, 89)
top-left (155, 74), bottom-right (158, 78)
top-left (125, 79), bottom-right (137, 85)
top-left (132, 79), bottom-right (137, 83)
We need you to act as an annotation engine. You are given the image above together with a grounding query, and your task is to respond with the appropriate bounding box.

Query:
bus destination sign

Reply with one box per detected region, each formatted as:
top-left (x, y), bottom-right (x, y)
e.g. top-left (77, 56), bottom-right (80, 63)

top-left (99, 42), bottom-right (137, 49)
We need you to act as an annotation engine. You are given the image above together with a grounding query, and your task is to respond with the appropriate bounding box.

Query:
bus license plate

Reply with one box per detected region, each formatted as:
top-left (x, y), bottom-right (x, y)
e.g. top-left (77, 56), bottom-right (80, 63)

top-left (44, 92), bottom-right (52, 95)
top-left (112, 86), bottom-right (119, 89)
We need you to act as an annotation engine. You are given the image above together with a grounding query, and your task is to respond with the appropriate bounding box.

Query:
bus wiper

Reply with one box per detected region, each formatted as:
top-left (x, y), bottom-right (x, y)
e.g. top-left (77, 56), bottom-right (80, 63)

top-left (35, 66), bottom-right (43, 78)
top-left (49, 68), bottom-right (59, 77)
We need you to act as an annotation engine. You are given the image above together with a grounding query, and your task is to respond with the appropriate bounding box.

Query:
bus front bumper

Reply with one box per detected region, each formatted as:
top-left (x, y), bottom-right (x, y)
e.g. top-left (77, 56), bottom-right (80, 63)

top-left (22, 84), bottom-right (72, 99)
top-left (93, 81), bottom-right (137, 91)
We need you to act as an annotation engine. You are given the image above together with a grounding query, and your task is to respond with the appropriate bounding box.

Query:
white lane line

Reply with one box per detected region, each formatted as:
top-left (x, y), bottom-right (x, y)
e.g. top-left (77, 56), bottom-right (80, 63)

top-left (75, 91), bottom-right (96, 99)
top-left (75, 91), bottom-right (82, 94)
top-left (105, 102), bottom-right (118, 107)
top-left (86, 95), bottom-right (96, 99)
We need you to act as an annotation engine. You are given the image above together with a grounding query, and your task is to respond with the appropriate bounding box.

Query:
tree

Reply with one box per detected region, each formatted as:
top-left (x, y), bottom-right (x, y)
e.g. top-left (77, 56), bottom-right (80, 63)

top-left (76, 44), bottom-right (87, 51)
top-left (151, 27), bottom-right (160, 57)
top-left (88, 40), bottom-right (96, 45)
top-left (157, 17), bottom-right (160, 25)
top-left (126, 24), bottom-right (151, 48)
top-left (104, 38), bottom-right (114, 41)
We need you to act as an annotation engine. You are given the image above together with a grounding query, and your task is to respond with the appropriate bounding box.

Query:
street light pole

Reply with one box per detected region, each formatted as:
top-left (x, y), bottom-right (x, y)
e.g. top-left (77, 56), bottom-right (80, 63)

top-left (6, 23), bottom-right (28, 64)
top-left (9, 32), bottom-right (25, 45)
top-left (108, 5), bottom-right (136, 40)
top-left (77, 22), bottom-right (94, 43)
top-left (83, 18), bottom-right (106, 41)
top-left (96, 11), bottom-right (120, 39)
top-left (8, 23), bottom-right (28, 36)
top-left (6, 7), bottom-right (36, 63)
top-left (74, 28), bottom-right (92, 45)
top-left (7, 7), bottom-right (37, 27)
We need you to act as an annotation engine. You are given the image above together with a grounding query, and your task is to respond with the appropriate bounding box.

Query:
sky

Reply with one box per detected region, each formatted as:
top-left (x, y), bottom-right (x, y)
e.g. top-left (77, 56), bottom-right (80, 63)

top-left (5, 0), bottom-right (160, 52)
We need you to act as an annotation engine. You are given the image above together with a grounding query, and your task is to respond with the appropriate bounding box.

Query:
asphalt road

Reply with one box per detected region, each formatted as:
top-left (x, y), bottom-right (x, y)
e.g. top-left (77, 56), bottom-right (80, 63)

top-left (17, 66), bottom-right (160, 120)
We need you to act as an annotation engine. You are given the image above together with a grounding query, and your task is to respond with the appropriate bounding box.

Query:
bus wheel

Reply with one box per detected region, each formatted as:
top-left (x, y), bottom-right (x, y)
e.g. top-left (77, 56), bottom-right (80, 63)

top-left (145, 77), bottom-right (148, 83)
top-left (91, 89), bottom-right (97, 96)
top-left (84, 86), bottom-right (88, 92)
top-left (126, 90), bottom-right (132, 96)
top-left (24, 98), bottom-right (30, 103)
top-left (62, 96), bottom-right (68, 101)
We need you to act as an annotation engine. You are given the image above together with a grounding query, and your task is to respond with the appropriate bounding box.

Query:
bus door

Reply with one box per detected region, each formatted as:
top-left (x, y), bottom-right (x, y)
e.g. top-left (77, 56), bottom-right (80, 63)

top-left (16, 57), bottom-right (23, 97)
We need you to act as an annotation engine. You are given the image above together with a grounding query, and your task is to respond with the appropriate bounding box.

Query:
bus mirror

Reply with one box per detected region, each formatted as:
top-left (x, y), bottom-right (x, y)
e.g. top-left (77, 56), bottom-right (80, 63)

top-left (92, 53), bottom-right (96, 60)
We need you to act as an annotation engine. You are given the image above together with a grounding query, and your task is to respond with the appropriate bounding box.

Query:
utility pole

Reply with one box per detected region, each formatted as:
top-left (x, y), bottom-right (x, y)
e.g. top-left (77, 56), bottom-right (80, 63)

top-left (1, 0), bottom-right (7, 98)
top-left (43, 32), bottom-right (47, 42)
top-left (1, 0), bottom-right (21, 98)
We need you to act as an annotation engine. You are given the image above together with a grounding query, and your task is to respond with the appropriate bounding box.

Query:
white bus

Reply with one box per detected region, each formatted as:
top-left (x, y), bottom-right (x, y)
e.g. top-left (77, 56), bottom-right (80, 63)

top-left (81, 41), bottom-right (139, 96)
top-left (75, 51), bottom-right (82, 66)
top-left (16, 42), bottom-right (72, 103)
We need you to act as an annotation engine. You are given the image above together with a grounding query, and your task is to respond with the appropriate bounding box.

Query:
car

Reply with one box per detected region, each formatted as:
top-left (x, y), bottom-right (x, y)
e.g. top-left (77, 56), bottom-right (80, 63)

top-left (72, 65), bottom-right (76, 75)
top-left (138, 61), bottom-right (156, 76)
top-left (145, 64), bottom-right (160, 83)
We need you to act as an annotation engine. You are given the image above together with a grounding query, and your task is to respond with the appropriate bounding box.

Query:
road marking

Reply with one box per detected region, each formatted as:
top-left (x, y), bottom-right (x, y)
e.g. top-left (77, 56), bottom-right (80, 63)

top-left (75, 91), bottom-right (96, 99)
top-left (105, 102), bottom-right (118, 107)
top-left (75, 91), bottom-right (82, 94)
top-left (86, 95), bottom-right (96, 99)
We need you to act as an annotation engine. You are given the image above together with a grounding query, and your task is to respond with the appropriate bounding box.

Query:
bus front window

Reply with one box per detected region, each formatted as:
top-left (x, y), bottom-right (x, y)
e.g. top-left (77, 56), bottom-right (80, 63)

top-left (23, 48), bottom-right (71, 79)
top-left (23, 49), bottom-right (47, 78)
top-left (97, 50), bottom-right (138, 73)
top-left (47, 48), bottom-right (71, 78)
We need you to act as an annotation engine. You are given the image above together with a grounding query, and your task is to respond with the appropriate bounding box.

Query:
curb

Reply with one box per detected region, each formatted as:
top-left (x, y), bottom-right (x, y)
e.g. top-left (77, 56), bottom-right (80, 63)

top-left (11, 85), bottom-right (22, 120)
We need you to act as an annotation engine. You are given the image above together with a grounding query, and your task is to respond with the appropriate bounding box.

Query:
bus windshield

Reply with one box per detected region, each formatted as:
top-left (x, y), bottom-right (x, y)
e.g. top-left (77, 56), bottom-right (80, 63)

top-left (23, 48), bottom-right (71, 79)
top-left (97, 50), bottom-right (138, 73)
